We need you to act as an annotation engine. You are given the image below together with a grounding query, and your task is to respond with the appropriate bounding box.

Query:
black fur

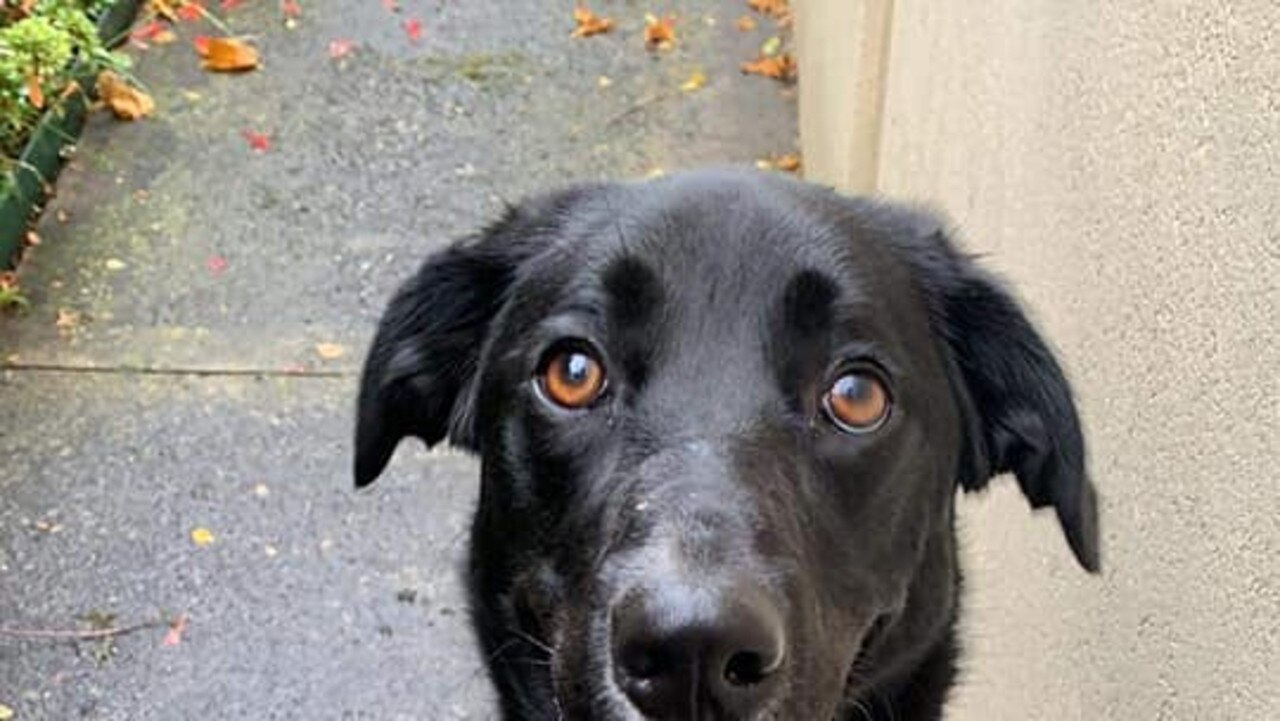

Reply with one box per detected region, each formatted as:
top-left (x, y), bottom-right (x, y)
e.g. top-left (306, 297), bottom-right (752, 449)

top-left (355, 170), bottom-right (1100, 720)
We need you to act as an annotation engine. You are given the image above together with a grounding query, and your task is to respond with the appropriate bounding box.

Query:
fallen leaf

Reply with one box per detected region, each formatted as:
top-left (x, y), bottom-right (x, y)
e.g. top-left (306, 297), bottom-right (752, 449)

top-left (162, 614), bottom-right (188, 646)
top-left (328, 38), bottom-right (355, 59)
top-left (748, 0), bottom-right (789, 18)
top-left (55, 309), bottom-right (80, 330)
top-left (190, 527), bottom-right (216, 546)
top-left (206, 255), bottom-right (228, 274)
top-left (182, 90), bottom-right (202, 102)
top-left (242, 130), bottom-right (270, 151)
top-left (264, 544), bottom-right (279, 557)
top-left (201, 37), bottom-right (260, 72)
top-left (314, 342), bottom-right (346, 360)
top-left (96, 71), bottom-right (155, 120)
top-left (149, 0), bottom-right (178, 21)
top-left (23, 231), bottom-right (39, 247)
top-left (25, 74), bottom-right (44, 109)
top-left (571, 6), bottom-right (614, 38)
top-left (644, 14), bottom-right (676, 50)
top-left (760, 35), bottom-right (781, 57)
top-left (759, 152), bottom-right (802, 173)
top-left (0, 702), bottom-right (13, 720)
top-left (153, 29), bottom-right (178, 44)
top-left (680, 70), bottom-right (706, 92)
top-left (131, 20), bottom-right (167, 42)
top-left (220, 0), bottom-right (243, 9)
top-left (403, 17), bottom-right (423, 43)
top-left (105, 258), bottom-right (127, 271)
top-left (56, 209), bottom-right (70, 223)
top-left (597, 75), bottom-right (613, 89)
top-left (735, 14), bottom-right (756, 31)
top-left (381, 0), bottom-right (398, 10)
top-left (192, 34), bottom-right (211, 55)
top-left (176, 1), bottom-right (203, 21)
top-left (281, 0), bottom-right (300, 18)
top-left (253, 483), bottom-right (269, 497)
top-left (740, 53), bottom-right (796, 81)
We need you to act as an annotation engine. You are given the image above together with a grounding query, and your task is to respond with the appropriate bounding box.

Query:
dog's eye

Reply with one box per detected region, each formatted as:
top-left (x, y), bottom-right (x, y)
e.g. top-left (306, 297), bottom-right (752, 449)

top-left (822, 371), bottom-right (890, 433)
top-left (536, 345), bottom-right (606, 410)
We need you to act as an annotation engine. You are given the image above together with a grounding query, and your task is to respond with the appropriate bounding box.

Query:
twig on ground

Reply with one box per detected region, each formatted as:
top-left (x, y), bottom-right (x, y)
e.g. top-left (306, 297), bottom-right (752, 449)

top-left (0, 619), bottom-right (165, 641)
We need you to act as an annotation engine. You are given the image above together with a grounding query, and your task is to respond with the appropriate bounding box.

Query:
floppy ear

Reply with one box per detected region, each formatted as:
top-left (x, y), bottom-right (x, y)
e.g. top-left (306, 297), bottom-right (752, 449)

top-left (938, 254), bottom-right (1101, 573)
top-left (354, 193), bottom-right (582, 487)
top-left (872, 207), bottom-right (1101, 573)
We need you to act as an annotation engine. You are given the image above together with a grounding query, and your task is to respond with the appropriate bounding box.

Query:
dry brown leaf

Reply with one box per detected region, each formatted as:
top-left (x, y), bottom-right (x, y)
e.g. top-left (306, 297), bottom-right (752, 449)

top-left (748, 0), bottom-right (790, 18)
top-left (200, 37), bottom-right (260, 72)
top-left (735, 14), bottom-right (757, 32)
top-left (740, 53), bottom-right (796, 81)
top-left (96, 71), bottom-right (155, 120)
top-left (644, 13), bottom-right (676, 50)
top-left (25, 74), bottom-right (44, 109)
top-left (759, 152), bottom-right (801, 173)
top-left (55, 308), bottom-right (80, 330)
top-left (571, 6), bottom-right (614, 38)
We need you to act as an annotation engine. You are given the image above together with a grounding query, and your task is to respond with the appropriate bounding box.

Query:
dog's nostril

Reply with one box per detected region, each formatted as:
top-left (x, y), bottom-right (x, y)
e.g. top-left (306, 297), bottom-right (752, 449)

top-left (724, 650), bottom-right (770, 686)
top-left (620, 644), bottom-right (666, 680)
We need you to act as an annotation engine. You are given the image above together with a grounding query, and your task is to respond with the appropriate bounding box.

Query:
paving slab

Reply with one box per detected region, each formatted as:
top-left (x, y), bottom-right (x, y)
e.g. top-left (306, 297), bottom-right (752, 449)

top-left (0, 1), bottom-right (798, 718)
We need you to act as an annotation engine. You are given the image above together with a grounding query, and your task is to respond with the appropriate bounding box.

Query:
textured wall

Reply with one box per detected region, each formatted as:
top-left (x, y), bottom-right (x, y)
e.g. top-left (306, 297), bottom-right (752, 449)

top-left (798, 1), bottom-right (1279, 718)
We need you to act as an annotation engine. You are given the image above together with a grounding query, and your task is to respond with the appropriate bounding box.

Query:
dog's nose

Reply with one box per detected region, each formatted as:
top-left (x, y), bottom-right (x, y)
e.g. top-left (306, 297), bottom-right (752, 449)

top-left (611, 583), bottom-right (786, 718)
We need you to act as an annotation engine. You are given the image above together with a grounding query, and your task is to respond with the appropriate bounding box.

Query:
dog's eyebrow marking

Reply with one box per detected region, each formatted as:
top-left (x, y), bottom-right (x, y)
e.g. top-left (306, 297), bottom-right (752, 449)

top-left (603, 255), bottom-right (663, 327)
top-left (782, 269), bottom-right (839, 335)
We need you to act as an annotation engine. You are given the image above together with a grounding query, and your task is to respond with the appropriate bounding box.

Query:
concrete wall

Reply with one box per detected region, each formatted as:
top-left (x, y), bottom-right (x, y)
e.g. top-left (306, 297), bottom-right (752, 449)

top-left (797, 1), bottom-right (1279, 718)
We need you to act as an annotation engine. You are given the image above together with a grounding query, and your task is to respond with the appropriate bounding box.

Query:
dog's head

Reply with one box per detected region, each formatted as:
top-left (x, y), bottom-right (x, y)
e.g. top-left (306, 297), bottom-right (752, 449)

top-left (355, 170), bottom-right (1099, 720)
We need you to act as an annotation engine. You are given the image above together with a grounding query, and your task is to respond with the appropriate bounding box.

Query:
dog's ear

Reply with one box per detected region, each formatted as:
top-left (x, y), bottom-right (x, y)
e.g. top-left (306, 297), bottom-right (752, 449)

top-left (354, 192), bottom-right (586, 487)
top-left (940, 260), bottom-right (1100, 572)
top-left (881, 215), bottom-right (1100, 573)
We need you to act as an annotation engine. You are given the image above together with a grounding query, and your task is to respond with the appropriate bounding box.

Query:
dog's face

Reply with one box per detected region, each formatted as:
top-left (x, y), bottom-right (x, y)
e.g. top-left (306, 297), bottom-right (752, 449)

top-left (355, 171), bottom-right (1099, 721)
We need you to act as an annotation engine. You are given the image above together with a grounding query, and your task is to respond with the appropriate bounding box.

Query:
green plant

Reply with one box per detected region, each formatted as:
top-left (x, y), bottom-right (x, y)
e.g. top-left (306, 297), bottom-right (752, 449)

top-left (0, 0), bottom-right (130, 158)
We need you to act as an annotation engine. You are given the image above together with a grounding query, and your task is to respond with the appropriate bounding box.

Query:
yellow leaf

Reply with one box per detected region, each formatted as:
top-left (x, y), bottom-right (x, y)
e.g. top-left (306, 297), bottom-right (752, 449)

top-left (190, 527), bottom-right (216, 546)
top-left (201, 37), bottom-right (260, 72)
top-left (153, 29), bottom-right (178, 45)
top-left (314, 342), bottom-right (346, 360)
top-left (148, 0), bottom-right (178, 21)
top-left (96, 71), bottom-right (155, 120)
top-left (0, 702), bottom-right (13, 720)
top-left (760, 36), bottom-right (781, 57)
top-left (680, 70), bottom-right (707, 93)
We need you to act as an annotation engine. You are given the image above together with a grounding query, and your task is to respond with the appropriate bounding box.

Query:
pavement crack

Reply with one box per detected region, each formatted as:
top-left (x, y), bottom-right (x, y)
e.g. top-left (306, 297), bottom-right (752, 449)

top-left (2, 362), bottom-right (353, 379)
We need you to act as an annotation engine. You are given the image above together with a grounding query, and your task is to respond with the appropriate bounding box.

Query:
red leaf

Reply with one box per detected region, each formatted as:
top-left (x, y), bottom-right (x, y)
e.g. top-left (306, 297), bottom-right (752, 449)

top-left (281, 0), bottom-right (301, 18)
top-left (206, 255), bottom-right (228, 275)
top-left (328, 38), bottom-right (355, 59)
top-left (162, 614), bottom-right (189, 647)
top-left (193, 34), bottom-right (211, 55)
top-left (131, 20), bottom-right (167, 41)
top-left (177, 1), bottom-right (203, 22)
top-left (242, 130), bottom-right (270, 152)
top-left (403, 17), bottom-right (422, 43)
top-left (219, 0), bottom-right (243, 9)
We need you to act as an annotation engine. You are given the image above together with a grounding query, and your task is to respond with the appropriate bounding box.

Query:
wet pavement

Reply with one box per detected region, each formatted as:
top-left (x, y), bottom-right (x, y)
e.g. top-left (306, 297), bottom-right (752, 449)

top-left (0, 2), bottom-right (796, 718)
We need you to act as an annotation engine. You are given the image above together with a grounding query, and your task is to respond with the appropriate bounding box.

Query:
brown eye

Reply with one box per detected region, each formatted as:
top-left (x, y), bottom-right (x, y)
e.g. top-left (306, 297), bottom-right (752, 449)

top-left (823, 371), bottom-right (891, 433)
top-left (537, 346), bottom-right (606, 409)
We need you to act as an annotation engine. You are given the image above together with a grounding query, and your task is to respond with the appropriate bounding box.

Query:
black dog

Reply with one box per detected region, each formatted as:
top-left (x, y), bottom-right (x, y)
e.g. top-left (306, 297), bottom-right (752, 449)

top-left (355, 170), bottom-right (1100, 721)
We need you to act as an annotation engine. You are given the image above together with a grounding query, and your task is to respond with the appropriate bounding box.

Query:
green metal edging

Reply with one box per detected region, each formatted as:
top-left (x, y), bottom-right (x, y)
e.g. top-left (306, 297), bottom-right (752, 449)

top-left (0, 0), bottom-right (144, 270)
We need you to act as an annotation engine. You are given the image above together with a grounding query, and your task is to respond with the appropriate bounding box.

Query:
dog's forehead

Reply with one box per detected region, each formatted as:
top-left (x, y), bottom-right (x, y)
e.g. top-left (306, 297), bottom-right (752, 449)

top-left (562, 175), bottom-right (910, 323)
